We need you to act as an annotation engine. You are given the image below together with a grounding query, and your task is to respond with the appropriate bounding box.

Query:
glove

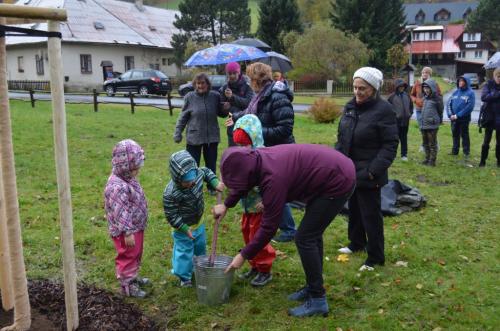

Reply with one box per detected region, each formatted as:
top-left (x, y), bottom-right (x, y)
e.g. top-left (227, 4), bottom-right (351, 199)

top-left (174, 134), bottom-right (182, 143)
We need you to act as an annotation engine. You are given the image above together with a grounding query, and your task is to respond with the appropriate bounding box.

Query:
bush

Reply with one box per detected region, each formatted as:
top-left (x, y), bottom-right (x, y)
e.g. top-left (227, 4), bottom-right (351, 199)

top-left (307, 97), bottom-right (343, 123)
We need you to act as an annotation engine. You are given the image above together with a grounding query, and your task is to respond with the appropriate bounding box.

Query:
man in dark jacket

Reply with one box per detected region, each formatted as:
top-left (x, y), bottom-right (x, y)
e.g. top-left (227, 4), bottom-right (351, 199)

top-left (219, 62), bottom-right (254, 147)
top-left (336, 67), bottom-right (398, 271)
top-left (447, 75), bottom-right (475, 157)
top-left (388, 79), bottom-right (413, 161)
top-left (479, 67), bottom-right (500, 167)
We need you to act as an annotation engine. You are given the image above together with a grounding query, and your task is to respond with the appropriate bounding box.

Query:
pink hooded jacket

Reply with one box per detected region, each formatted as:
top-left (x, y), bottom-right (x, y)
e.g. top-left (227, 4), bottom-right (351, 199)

top-left (104, 139), bottom-right (148, 237)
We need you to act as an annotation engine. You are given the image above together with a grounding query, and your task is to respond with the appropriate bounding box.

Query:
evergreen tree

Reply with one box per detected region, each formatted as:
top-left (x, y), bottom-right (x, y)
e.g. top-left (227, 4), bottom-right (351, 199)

top-left (257, 0), bottom-right (303, 53)
top-left (173, 0), bottom-right (251, 46)
top-left (331, 0), bottom-right (406, 69)
top-left (466, 0), bottom-right (500, 50)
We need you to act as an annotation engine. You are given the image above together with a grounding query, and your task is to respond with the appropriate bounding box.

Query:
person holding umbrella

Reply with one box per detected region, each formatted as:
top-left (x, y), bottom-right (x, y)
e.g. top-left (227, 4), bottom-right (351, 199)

top-left (212, 144), bottom-right (356, 317)
top-left (220, 62), bottom-right (254, 146)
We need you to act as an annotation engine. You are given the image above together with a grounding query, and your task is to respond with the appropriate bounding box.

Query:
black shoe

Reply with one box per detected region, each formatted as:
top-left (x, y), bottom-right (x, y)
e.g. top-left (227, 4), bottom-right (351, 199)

top-left (448, 151), bottom-right (458, 156)
top-left (238, 268), bottom-right (258, 280)
top-left (250, 272), bottom-right (272, 287)
top-left (478, 161), bottom-right (486, 167)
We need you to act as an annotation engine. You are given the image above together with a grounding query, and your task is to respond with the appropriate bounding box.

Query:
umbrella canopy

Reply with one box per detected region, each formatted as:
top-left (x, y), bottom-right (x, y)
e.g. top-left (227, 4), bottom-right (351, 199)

top-left (255, 51), bottom-right (293, 73)
top-left (232, 38), bottom-right (272, 52)
top-left (484, 52), bottom-right (500, 69)
top-left (184, 44), bottom-right (268, 66)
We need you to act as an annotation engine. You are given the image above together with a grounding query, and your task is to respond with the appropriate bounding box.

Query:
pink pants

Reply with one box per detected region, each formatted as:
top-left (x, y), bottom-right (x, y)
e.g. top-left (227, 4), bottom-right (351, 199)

top-left (112, 231), bottom-right (144, 287)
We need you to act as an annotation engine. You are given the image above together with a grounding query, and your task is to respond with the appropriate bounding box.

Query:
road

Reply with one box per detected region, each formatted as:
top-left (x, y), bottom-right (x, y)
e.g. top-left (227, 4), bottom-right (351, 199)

top-left (8, 89), bottom-right (481, 123)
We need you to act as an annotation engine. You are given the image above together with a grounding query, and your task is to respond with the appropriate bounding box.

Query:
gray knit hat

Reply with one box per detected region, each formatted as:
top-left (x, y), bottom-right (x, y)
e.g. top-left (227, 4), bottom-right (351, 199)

top-left (353, 67), bottom-right (384, 91)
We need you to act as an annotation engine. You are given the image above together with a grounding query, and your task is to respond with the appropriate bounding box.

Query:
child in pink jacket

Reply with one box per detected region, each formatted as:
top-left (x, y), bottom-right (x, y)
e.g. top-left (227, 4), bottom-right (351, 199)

top-left (104, 139), bottom-right (149, 297)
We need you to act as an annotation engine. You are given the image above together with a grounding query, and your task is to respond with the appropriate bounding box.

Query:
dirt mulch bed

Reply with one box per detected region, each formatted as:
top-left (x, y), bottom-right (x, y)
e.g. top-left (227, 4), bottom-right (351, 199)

top-left (2, 280), bottom-right (159, 330)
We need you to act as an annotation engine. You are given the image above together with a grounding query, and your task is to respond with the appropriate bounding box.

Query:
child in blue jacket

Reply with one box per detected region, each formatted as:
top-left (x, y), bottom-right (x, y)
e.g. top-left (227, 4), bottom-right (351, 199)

top-left (447, 76), bottom-right (475, 157)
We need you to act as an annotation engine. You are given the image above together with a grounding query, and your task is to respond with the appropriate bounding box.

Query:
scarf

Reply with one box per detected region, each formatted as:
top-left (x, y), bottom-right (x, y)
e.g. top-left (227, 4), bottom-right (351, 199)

top-left (245, 81), bottom-right (272, 115)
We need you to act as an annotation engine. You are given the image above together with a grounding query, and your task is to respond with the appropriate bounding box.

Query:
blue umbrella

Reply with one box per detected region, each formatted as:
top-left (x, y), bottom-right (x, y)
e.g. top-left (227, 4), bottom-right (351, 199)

top-left (484, 52), bottom-right (500, 69)
top-left (184, 44), bottom-right (268, 66)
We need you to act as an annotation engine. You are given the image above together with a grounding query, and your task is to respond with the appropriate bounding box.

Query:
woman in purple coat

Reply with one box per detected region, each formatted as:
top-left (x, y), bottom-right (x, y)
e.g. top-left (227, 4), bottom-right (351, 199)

top-left (212, 144), bottom-right (355, 317)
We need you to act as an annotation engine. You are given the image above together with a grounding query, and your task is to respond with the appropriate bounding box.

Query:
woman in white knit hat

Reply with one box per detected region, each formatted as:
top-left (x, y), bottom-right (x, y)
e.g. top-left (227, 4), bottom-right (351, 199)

top-left (335, 67), bottom-right (399, 271)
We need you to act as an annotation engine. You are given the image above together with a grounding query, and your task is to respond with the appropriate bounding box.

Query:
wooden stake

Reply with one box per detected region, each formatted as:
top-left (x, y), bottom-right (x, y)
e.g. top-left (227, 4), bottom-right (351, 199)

top-left (0, 3), bottom-right (67, 21)
top-left (0, 165), bottom-right (14, 311)
top-left (48, 20), bottom-right (79, 331)
top-left (0, 16), bottom-right (31, 331)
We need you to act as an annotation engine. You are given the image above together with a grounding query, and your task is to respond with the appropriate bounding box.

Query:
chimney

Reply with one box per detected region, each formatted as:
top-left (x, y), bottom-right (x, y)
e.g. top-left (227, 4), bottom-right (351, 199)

top-left (135, 0), bottom-right (144, 12)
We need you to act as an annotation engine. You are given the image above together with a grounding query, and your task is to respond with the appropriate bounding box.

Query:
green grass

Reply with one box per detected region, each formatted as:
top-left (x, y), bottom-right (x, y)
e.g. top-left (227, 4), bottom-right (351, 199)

top-left (8, 100), bottom-right (500, 330)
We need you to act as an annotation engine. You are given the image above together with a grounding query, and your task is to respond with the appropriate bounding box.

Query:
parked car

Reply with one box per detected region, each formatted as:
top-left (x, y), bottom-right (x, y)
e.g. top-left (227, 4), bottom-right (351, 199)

top-left (462, 73), bottom-right (479, 89)
top-left (178, 75), bottom-right (227, 97)
top-left (103, 69), bottom-right (172, 96)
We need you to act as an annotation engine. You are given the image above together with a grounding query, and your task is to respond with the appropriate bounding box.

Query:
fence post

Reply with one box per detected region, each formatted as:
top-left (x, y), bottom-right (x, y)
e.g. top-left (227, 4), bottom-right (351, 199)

top-left (29, 89), bottom-right (35, 108)
top-left (289, 80), bottom-right (294, 92)
top-left (327, 80), bottom-right (333, 95)
top-left (93, 89), bottom-right (98, 112)
top-left (167, 91), bottom-right (173, 116)
top-left (129, 93), bottom-right (135, 114)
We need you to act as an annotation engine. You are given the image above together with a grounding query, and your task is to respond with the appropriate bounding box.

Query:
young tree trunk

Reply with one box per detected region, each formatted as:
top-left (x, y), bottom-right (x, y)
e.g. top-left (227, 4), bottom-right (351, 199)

top-left (0, 165), bottom-right (14, 312)
top-left (48, 20), bottom-right (79, 331)
top-left (0, 17), bottom-right (31, 331)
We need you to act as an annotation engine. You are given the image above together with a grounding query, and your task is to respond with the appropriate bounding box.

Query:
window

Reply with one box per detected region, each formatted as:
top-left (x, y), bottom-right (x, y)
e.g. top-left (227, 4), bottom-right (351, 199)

top-left (474, 50), bottom-right (483, 58)
top-left (162, 58), bottom-right (167, 65)
top-left (154, 64), bottom-right (160, 70)
top-left (465, 33), bottom-right (480, 42)
top-left (168, 58), bottom-right (175, 66)
top-left (17, 56), bottom-right (24, 73)
top-left (80, 54), bottom-right (92, 74)
top-left (121, 71), bottom-right (132, 80)
top-left (125, 56), bottom-right (135, 71)
top-left (413, 32), bottom-right (420, 41)
top-left (457, 51), bottom-right (466, 59)
top-left (429, 32), bottom-right (438, 40)
top-left (434, 9), bottom-right (450, 22)
top-left (35, 54), bottom-right (44, 75)
top-left (131, 70), bottom-right (143, 79)
top-left (415, 10), bottom-right (425, 24)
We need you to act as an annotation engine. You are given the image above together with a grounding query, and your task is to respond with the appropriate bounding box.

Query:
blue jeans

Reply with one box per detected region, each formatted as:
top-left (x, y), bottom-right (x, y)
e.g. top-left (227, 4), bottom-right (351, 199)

top-left (278, 204), bottom-right (296, 239)
top-left (171, 224), bottom-right (206, 281)
top-left (415, 109), bottom-right (423, 129)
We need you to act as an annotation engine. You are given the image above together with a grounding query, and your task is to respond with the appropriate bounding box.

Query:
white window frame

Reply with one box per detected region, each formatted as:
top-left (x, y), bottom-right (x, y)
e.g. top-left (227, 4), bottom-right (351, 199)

top-left (474, 50), bottom-right (483, 59)
top-left (80, 54), bottom-right (92, 74)
top-left (17, 56), bottom-right (24, 73)
top-left (35, 54), bottom-right (44, 75)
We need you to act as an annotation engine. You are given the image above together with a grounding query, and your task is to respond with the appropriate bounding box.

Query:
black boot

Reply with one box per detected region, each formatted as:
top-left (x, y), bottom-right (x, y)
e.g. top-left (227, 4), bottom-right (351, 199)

top-left (496, 145), bottom-right (500, 167)
top-left (479, 145), bottom-right (489, 167)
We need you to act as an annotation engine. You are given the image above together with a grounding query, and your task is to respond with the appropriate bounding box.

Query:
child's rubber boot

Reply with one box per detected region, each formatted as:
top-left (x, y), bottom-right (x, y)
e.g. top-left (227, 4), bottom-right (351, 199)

top-left (287, 286), bottom-right (310, 301)
top-left (134, 276), bottom-right (151, 286)
top-left (122, 283), bottom-right (146, 298)
top-left (288, 296), bottom-right (329, 317)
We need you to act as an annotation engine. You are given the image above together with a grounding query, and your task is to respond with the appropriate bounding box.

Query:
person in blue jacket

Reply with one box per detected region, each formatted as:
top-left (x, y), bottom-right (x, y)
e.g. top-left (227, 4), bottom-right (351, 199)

top-left (447, 75), bottom-right (475, 157)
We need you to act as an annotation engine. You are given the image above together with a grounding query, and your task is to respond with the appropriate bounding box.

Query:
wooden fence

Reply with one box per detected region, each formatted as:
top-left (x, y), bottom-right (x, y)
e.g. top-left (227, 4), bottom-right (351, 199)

top-left (8, 80), bottom-right (50, 91)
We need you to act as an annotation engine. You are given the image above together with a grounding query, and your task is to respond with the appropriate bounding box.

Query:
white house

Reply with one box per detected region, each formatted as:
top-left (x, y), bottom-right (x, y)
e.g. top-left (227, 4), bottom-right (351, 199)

top-left (5, 0), bottom-right (180, 92)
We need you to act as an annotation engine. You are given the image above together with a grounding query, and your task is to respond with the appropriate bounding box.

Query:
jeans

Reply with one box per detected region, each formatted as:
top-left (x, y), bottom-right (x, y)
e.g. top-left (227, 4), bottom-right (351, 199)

top-left (415, 110), bottom-right (423, 129)
top-left (451, 121), bottom-right (470, 155)
top-left (295, 193), bottom-right (351, 298)
top-left (171, 224), bottom-right (206, 281)
top-left (397, 125), bottom-right (409, 157)
top-left (186, 143), bottom-right (218, 175)
top-left (278, 204), bottom-right (296, 238)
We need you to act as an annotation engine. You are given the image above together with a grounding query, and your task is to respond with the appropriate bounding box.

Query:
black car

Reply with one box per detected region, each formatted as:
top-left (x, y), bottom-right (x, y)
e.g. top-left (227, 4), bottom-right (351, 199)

top-left (178, 75), bottom-right (227, 97)
top-left (103, 69), bottom-right (172, 96)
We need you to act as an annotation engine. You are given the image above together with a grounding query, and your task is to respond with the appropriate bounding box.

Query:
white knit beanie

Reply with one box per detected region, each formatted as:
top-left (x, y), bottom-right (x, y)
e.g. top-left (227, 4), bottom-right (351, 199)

top-left (353, 67), bottom-right (384, 91)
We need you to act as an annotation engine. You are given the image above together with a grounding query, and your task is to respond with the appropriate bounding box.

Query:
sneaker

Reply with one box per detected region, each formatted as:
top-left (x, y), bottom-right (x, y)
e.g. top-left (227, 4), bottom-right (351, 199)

top-left (250, 272), bottom-right (272, 287)
top-left (272, 233), bottom-right (295, 243)
top-left (359, 264), bottom-right (375, 272)
top-left (238, 268), bottom-right (258, 280)
top-left (288, 296), bottom-right (329, 317)
top-left (180, 279), bottom-right (192, 287)
top-left (287, 286), bottom-right (310, 301)
top-left (338, 247), bottom-right (353, 254)
top-left (134, 277), bottom-right (151, 286)
top-left (401, 156), bottom-right (408, 161)
top-left (122, 283), bottom-right (146, 298)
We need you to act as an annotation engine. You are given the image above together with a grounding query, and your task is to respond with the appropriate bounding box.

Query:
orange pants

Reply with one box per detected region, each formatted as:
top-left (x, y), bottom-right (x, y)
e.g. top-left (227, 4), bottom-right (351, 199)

top-left (241, 213), bottom-right (276, 273)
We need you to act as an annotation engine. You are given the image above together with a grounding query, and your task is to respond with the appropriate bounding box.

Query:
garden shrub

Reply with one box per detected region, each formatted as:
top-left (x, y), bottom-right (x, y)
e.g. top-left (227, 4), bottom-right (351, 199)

top-left (308, 97), bottom-right (343, 123)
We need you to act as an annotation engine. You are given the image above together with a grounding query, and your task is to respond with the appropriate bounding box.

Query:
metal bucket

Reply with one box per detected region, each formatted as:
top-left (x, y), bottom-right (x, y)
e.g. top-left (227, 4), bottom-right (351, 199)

top-left (193, 255), bottom-right (234, 306)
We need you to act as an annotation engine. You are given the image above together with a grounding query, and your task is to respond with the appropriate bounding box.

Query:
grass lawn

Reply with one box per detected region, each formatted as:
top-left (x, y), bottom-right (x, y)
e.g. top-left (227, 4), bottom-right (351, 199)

top-left (7, 100), bottom-right (499, 330)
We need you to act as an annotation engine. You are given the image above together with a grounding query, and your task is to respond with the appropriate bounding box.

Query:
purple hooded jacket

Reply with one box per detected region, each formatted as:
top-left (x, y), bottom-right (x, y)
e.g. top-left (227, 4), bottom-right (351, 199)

top-left (104, 139), bottom-right (148, 237)
top-left (221, 144), bottom-right (355, 259)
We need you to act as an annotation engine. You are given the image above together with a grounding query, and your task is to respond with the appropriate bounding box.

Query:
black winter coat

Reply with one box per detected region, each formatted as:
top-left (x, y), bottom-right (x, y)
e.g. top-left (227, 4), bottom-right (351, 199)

top-left (234, 81), bottom-right (295, 146)
top-left (336, 96), bottom-right (399, 189)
